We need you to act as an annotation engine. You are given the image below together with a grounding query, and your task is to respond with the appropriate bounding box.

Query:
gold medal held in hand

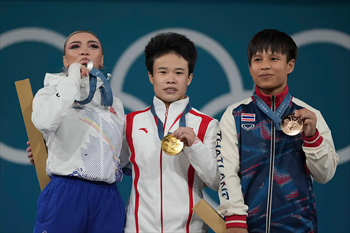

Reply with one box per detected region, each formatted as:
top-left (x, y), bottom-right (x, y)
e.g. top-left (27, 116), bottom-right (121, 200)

top-left (161, 134), bottom-right (184, 156)
top-left (281, 113), bottom-right (303, 136)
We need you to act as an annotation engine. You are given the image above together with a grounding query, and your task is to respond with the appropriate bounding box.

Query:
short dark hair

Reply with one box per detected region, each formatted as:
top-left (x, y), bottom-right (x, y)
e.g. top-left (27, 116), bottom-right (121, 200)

top-left (247, 29), bottom-right (297, 64)
top-left (145, 32), bottom-right (197, 76)
top-left (63, 30), bottom-right (104, 55)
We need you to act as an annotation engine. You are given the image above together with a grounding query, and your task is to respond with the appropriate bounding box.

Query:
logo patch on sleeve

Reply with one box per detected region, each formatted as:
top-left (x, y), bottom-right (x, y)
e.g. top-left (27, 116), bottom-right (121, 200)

top-left (109, 107), bottom-right (117, 116)
top-left (241, 113), bottom-right (255, 122)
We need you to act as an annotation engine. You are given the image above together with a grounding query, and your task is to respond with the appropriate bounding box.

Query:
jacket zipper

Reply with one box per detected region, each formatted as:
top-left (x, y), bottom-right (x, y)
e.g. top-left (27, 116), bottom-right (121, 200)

top-left (165, 106), bottom-right (168, 118)
top-left (266, 95), bottom-right (275, 233)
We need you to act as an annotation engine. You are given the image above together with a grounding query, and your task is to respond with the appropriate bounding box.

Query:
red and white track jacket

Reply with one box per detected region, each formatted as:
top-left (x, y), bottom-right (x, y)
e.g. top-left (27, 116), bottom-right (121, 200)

top-left (121, 96), bottom-right (220, 233)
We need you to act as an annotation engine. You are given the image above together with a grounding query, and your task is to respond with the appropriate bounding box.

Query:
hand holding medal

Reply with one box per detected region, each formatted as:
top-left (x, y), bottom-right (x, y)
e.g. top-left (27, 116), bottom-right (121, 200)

top-left (74, 61), bottom-right (114, 107)
top-left (151, 102), bottom-right (193, 156)
top-left (281, 109), bottom-right (317, 137)
top-left (293, 108), bottom-right (317, 137)
top-left (79, 64), bottom-right (90, 78)
top-left (161, 127), bottom-right (196, 156)
top-left (79, 60), bottom-right (93, 77)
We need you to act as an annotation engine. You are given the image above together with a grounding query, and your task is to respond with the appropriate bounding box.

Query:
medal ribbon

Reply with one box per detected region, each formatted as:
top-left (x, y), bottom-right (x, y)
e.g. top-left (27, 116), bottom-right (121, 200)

top-left (75, 68), bottom-right (113, 106)
top-left (150, 102), bottom-right (192, 140)
top-left (253, 92), bottom-right (291, 131)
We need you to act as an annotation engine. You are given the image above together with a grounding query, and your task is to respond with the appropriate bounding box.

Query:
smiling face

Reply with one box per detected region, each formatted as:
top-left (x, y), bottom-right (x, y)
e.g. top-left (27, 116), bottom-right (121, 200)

top-left (148, 53), bottom-right (193, 107)
top-left (249, 49), bottom-right (295, 96)
top-left (63, 32), bottom-right (104, 69)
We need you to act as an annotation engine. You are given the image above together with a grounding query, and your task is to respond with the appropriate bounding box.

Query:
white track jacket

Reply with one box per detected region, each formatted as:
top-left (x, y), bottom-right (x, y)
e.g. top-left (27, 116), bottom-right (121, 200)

top-left (32, 63), bottom-right (125, 184)
top-left (121, 96), bottom-right (220, 233)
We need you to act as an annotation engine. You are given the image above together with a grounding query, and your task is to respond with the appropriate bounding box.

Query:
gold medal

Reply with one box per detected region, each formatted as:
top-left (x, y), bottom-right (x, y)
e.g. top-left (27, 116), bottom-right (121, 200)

top-left (161, 134), bottom-right (184, 156)
top-left (281, 113), bottom-right (303, 136)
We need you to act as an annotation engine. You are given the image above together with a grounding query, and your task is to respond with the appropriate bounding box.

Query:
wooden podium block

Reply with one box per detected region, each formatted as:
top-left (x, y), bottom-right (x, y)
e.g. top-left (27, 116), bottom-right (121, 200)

top-left (15, 78), bottom-right (50, 191)
top-left (193, 199), bottom-right (226, 233)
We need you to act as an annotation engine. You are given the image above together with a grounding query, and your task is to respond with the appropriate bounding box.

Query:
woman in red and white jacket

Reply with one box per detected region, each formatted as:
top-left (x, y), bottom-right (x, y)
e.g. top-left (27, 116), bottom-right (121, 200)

top-left (120, 32), bottom-right (220, 233)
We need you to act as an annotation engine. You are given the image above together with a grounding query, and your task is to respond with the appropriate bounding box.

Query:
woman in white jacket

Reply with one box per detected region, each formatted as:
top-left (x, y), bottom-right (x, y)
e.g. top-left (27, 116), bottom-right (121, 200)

top-left (31, 30), bottom-right (125, 233)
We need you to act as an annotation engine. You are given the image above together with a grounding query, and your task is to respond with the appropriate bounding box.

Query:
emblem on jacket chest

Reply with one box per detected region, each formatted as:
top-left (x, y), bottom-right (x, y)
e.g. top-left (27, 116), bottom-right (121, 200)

top-left (241, 123), bottom-right (255, 131)
top-left (241, 113), bottom-right (256, 131)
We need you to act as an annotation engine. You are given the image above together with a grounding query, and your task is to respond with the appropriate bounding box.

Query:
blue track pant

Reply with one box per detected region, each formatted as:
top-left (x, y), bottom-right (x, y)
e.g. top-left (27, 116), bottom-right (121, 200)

top-left (34, 175), bottom-right (125, 233)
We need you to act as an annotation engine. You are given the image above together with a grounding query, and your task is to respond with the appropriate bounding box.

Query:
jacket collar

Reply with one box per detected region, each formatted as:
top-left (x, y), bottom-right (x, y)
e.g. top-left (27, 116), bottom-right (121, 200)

top-left (44, 72), bottom-right (104, 89)
top-left (44, 72), bottom-right (105, 108)
top-left (254, 85), bottom-right (290, 109)
top-left (152, 96), bottom-right (190, 124)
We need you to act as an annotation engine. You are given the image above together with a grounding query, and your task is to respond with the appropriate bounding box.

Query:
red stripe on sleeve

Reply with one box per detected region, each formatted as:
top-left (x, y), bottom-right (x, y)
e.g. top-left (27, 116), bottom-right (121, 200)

top-left (189, 110), bottom-right (212, 143)
top-left (302, 129), bottom-right (323, 147)
top-left (226, 215), bottom-right (247, 228)
top-left (126, 107), bottom-right (150, 233)
top-left (185, 110), bottom-right (213, 232)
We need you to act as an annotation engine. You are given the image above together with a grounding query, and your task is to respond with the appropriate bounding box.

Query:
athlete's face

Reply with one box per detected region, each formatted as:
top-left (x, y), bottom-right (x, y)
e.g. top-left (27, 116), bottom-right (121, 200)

top-left (149, 53), bottom-right (193, 107)
top-left (249, 49), bottom-right (295, 96)
top-left (63, 32), bottom-right (104, 69)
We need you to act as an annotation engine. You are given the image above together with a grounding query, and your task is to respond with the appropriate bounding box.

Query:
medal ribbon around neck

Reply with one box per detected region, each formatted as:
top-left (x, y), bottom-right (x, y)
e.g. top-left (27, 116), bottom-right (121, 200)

top-left (75, 62), bottom-right (113, 106)
top-left (253, 92), bottom-right (291, 131)
top-left (150, 102), bottom-right (192, 140)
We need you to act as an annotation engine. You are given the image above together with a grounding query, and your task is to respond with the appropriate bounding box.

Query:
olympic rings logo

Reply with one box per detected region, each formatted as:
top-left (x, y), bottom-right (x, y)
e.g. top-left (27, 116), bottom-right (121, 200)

top-left (1, 27), bottom-right (349, 167)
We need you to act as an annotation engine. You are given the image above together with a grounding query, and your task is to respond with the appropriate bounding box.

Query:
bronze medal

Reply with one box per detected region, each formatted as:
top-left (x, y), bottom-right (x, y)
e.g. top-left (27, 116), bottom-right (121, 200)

top-left (281, 113), bottom-right (303, 136)
top-left (161, 134), bottom-right (184, 156)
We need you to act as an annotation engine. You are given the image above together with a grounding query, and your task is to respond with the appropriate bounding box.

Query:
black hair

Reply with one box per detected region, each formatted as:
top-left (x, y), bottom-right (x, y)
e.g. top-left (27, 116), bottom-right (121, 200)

top-left (63, 30), bottom-right (104, 55)
top-left (247, 29), bottom-right (297, 64)
top-left (145, 32), bottom-right (197, 76)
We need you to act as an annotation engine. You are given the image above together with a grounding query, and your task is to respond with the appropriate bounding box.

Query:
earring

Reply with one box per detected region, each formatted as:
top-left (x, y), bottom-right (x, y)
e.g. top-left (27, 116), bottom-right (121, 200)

top-left (99, 65), bottom-right (106, 72)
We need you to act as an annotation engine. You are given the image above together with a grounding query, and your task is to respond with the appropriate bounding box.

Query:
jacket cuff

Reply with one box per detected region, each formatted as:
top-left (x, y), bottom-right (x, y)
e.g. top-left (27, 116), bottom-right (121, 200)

top-left (191, 137), bottom-right (201, 146)
top-left (302, 129), bottom-right (323, 147)
top-left (184, 137), bottom-right (202, 152)
top-left (226, 215), bottom-right (247, 229)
